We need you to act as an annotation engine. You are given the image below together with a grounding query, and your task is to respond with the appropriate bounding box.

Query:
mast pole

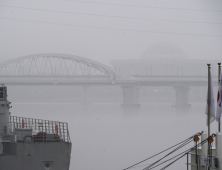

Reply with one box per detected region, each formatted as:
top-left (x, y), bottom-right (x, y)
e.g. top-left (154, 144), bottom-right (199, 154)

top-left (218, 62), bottom-right (221, 132)
top-left (207, 63), bottom-right (211, 170)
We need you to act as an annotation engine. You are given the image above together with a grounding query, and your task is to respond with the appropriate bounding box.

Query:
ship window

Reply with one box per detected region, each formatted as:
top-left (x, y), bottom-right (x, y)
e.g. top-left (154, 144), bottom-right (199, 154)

top-left (43, 161), bottom-right (53, 170)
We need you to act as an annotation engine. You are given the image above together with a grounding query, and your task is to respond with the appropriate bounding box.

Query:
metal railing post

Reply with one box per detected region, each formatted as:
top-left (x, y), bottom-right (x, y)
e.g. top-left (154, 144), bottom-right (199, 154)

top-left (187, 153), bottom-right (189, 170)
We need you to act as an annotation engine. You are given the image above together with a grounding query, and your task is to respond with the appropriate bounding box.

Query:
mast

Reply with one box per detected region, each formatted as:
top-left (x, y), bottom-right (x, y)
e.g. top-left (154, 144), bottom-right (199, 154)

top-left (218, 62), bottom-right (221, 132)
top-left (207, 63), bottom-right (211, 170)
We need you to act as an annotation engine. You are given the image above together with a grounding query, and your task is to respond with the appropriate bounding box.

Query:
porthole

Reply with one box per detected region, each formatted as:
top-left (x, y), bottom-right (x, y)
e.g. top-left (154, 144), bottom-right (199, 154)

top-left (43, 161), bottom-right (53, 170)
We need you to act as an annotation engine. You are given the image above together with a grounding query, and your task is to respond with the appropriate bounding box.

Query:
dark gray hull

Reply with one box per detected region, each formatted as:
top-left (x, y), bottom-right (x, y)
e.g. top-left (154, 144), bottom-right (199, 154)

top-left (0, 142), bottom-right (72, 170)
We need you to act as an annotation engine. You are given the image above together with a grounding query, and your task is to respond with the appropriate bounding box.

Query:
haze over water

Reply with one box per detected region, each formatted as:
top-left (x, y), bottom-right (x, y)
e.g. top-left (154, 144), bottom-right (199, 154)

top-left (1, 0), bottom-right (222, 169)
top-left (10, 101), bottom-right (218, 170)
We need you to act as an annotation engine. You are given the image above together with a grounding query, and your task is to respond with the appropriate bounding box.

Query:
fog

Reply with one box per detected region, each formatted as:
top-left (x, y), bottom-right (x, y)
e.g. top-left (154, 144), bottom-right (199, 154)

top-left (8, 92), bottom-right (220, 170)
top-left (0, 0), bottom-right (222, 64)
top-left (0, 0), bottom-right (222, 170)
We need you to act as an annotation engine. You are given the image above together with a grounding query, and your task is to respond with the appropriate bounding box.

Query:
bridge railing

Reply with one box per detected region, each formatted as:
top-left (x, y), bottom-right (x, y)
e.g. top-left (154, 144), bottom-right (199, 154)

top-left (114, 66), bottom-right (218, 77)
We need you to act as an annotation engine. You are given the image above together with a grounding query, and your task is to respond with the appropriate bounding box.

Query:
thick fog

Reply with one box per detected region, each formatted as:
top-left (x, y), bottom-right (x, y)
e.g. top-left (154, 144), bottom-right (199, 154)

top-left (1, 0), bottom-right (222, 170)
top-left (0, 0), bottom-right (222, 64)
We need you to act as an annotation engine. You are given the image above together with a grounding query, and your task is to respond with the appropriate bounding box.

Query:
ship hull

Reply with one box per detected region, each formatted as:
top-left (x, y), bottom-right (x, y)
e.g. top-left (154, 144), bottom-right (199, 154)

top-left (0, 142), bottom-right (72, 170)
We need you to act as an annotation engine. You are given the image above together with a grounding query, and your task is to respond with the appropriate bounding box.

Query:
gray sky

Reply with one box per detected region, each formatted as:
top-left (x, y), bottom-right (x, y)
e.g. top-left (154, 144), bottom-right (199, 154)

top-left (0, 0), bottom-right (222, 65)
top-left (1, 1), bottom-right (222, 169)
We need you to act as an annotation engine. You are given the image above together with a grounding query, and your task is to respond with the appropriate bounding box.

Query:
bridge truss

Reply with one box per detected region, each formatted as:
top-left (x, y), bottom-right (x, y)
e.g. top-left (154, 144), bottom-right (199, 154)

top-left (0, 54), bottom-right (126, 85)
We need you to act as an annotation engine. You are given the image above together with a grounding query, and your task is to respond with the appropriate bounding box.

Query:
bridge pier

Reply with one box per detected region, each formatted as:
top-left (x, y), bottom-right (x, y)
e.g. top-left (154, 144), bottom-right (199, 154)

top-left (121, 85), bottom-right (140, 108)
top-left (172, 86), bottom-right (191, 111)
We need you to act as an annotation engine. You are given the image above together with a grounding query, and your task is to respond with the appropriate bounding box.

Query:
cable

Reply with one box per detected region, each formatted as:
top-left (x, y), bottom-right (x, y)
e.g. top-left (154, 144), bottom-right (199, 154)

top-left (1, 5), bottom-right (222, 25)
top-left (145, 139), bottom-right (206, 169)
top-left (151, 140), bottom-right (208, 169)
top-left (148, 136), bottom-right (212, 170)
top-left (1, 17), bottom-right (222, 37)
top-left (123, 135), bottom-right (194, 170)
top-left (144, 138), bottom-right (192, 169)
top-left (63, 0), bottom-right (222, 13)
top-left (160, 135), bottom-right (216, 170)
top-left (121, 156), bottom-right (181, 169)
top-left (146, 145), bottom-right (201, 169)
top-left (160, 153), bottom-right (186, 170)
top-left (122, 132), bottom-right (211, 170)
top-left (143, 137), bottom-right (194, 170)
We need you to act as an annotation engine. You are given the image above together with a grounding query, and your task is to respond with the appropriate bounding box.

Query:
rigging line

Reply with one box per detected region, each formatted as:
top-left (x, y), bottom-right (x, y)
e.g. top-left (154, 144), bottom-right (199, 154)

top-left (149, 141), bottom-right (208, 170)
top-left (123, 135), bottom-right (194, 170)
top-left (143, 137), bottom-right (193, 170)
top-left (160, 135), bottom-right (216, 170)
top-left (1, 17), bottom-right (222, 37)
top-left (160, 153), bottom-right (187, 170)
top-left (145, 132), bottom-right (206, 169)
top-left (146, 139), bottom-right (209, 170)
top-left (121, 157), bottom-right (181, 169)
top-left (1, 5), bottom-right (222, 25)
top-left (123, 139), bottom-right (197, 170)
top-left (144, 138), bottom-right (193, 169)
top-left (64, 0), bottom-right (222, 12)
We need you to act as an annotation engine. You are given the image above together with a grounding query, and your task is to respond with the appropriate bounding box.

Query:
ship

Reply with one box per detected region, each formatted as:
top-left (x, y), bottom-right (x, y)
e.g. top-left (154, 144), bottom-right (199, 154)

top-left (0, 85), bottom-right (72, 170)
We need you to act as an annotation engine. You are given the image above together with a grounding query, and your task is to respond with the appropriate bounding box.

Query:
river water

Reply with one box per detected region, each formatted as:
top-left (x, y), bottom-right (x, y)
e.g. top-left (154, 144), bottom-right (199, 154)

top-left (10, 102), bottom-right (218, 170)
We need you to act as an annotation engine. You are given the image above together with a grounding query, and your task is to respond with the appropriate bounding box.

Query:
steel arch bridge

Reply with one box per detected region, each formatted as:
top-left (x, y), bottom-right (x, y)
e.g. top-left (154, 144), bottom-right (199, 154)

top-left (0, 54), bottom-right (127, 85)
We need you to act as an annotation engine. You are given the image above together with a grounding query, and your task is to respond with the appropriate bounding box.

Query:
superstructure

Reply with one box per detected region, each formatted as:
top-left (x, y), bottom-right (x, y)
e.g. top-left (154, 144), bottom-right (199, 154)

top-left (0, 85), bottom-right (72, 170)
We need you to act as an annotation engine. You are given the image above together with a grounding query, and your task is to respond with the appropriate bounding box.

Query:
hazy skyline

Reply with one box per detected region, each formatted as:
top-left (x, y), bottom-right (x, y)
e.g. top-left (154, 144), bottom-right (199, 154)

top-left (0, 0), bottom-right (222, 66)
top-left (1, 1), bottom-right (222, 169)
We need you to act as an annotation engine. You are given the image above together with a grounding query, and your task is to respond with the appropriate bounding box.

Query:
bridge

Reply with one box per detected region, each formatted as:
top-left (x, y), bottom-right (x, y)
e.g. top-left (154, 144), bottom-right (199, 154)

top-left (0, 53), bottom-right (129, 85)
top-left (0, 53), bottom-right (217, 109)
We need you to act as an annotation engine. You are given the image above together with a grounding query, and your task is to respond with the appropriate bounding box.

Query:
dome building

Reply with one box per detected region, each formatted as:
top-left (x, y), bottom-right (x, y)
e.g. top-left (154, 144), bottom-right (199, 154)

top-left (110, 42), bottom-right (219, 110)
top-left (110, 42), bottom-right (217, 77)
top-left (141, 42), bottom-right (187, 61)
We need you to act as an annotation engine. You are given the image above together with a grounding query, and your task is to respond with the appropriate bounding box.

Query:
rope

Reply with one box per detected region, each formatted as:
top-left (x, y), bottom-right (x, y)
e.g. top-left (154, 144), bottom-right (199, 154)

top-left (145, 137), bottom-right (209, 170)
top-left (122, 135), bottom-right (195, 170)
top-left (160, 153), bottom-right (186, 170)
top-left (143, 137), bottom-right (194, 170)
top-left (122, 156), bottom-right (183, 169)
top-left (158, 135), bottom-right (216, 170)
top-left (123, 135), bottom-right (195, 170)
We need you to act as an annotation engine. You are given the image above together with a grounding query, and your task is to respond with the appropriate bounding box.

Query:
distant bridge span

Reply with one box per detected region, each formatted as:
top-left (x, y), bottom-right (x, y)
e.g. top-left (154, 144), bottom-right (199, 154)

top-left (0, 53), bottom-right (133, 85)
top-left (0, 54), bottom-right (217, 108)
top-left (0, 53), bottom-right (217, 86)
top-left (0, 54), bottom-right (217, 86)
